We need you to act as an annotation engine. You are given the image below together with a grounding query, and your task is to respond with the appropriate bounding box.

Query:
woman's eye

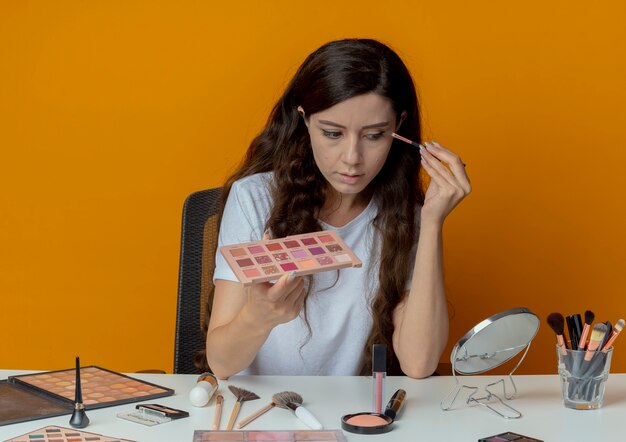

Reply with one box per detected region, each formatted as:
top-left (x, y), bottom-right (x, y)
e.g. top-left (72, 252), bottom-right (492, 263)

top-left (322, 130), bottom-right (342, 139)
top-left (366, 132), bottom-right (385, 140)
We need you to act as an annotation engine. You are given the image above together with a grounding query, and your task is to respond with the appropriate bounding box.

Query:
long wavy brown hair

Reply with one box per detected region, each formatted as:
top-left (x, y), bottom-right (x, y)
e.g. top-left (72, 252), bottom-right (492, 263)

top-left (194, 38), bottom-right (424, 376)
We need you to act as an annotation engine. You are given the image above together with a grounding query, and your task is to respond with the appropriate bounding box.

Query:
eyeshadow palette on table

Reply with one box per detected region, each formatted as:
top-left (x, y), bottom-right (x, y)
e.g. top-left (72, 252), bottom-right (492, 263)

top-left (3, 425), bottom-right (136, 442)
top-left (193, 430), bottom-right (347, 442)
top-left (220, 230), bottom-right (362, 286)
top-left (0, 366), bottom-right (173, 426)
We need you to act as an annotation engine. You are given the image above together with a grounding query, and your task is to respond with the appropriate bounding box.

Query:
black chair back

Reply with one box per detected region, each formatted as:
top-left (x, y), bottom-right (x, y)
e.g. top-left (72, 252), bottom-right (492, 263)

top-left (174, 188), bottom-right (221, 374)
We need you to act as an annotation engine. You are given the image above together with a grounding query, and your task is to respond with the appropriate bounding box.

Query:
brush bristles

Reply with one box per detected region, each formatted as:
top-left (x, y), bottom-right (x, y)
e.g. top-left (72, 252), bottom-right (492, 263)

top-left (615, 319), bottom-right (625, 332)
top-left (546, 312), bottom-right (565, 335)
top-left (589, 323), bottom-right (608, 343)
top-left (228, 385), bottom-right (260, 402)
top-left (584, 310), bottom-right (595, 325)
top-left (272, 391), bottom-right (303, 409)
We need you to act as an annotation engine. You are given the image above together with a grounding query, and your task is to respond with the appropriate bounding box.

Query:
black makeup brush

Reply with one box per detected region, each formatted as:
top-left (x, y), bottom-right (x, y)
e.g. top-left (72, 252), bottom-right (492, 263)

top-left (272, 391), bottom-right (323, 430)
top-left (225, 385), bottom-right (259, 430)
top-left (578, 310), bottom-right (595, 350)
top-left (546, 313), bottom-right (569, 355)
top-left (69, 356), bottom-right (90, 428)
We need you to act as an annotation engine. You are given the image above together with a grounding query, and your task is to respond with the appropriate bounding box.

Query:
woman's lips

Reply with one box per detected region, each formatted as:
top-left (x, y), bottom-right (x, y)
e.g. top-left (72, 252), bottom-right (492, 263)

top-left (338, 173), bottom-right (364, 184)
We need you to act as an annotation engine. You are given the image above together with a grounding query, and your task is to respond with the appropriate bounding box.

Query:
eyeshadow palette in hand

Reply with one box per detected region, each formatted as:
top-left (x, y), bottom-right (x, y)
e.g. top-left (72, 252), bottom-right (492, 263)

top-left (220, 230), bottom-right (362, 286)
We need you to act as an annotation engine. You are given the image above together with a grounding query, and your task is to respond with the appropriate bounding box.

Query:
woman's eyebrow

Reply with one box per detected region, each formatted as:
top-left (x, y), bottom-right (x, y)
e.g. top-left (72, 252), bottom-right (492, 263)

top-left (317, 120), bottom-right (390, 129)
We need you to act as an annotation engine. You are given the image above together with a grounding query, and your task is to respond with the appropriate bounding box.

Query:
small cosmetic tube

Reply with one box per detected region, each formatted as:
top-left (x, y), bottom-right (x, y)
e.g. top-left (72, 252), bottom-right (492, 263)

top-left (189, 372), bottom-right (219, 407)
top-left (383, 389), bottom-right (406, 420)
top-left (372, 344), bottom-right (387, 414)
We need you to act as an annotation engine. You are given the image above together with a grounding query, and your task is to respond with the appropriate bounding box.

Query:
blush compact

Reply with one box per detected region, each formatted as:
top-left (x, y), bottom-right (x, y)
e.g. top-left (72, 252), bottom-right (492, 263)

top-left (341, 389), bottom-right (405, 435)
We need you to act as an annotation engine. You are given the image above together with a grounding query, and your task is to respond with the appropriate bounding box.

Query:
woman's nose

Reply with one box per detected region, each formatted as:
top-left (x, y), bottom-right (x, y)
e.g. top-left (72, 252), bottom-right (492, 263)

top-left (342, 136), bottom-right (363, 165)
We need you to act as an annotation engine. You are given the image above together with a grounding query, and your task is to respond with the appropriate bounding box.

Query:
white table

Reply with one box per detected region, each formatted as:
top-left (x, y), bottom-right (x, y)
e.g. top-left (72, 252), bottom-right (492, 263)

top-left (1, 370), bottom-right (625, 441)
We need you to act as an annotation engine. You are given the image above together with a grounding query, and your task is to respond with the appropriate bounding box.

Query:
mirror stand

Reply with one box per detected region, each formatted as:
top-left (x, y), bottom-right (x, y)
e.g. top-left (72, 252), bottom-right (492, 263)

top-left (440, 332), bottom-right (534, 419)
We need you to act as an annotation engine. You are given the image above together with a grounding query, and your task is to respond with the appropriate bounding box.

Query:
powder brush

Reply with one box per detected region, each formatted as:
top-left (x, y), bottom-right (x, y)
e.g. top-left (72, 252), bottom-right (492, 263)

top-left (272, 391), bottom-right (323, 430)
top-left (546, 312), bottom-right (568, 355)
top-left (226, 385), bottom-right (260, 430)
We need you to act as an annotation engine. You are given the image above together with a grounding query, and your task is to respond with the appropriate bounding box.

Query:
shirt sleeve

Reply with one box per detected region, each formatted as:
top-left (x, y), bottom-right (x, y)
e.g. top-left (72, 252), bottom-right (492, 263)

top-left (213, 175), bottom-right (272, 283)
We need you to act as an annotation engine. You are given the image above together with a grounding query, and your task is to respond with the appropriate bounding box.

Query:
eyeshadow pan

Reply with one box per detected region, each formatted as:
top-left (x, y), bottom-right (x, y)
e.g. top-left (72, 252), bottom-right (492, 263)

top-left (244, 268), bottom-right (262, 277)
top-left (284, 240), bottom-right (300, 248)
top-left (291, 249), bottom-right (308, 259)
top-left (280, 262), bottom-right (298, 271)
top-left (262, 265), bottom-right (280, 275)
top-left (326, 244), bottom-right (342, 252)
top-left (248, 245), bottom-right (265, 254)
top-left (335, 254), bottom-right (351, 263)
top-left (273, 252), bottom-right (289, 261)
top-left (230, 248), bottom-right (247, 257)
top-left (309, 247), bottom-right (325, 255)
top-left (317, 256), bottom-right (333, 265)
top-left (318, 234), bottom-right (334, 242)
top-left (299, 259), bottom-right (317, 269)
top-left (301, 238), bottom-right (318, 245)
top-left (266, 243), bottom-right (283, 251)
top-left (255, 255), bottom-right (272, 264)
top-left (236, 258), bottom-right (254, 267)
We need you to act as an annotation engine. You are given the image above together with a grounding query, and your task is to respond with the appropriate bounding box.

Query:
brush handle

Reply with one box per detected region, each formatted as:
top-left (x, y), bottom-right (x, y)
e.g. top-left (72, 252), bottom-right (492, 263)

top-left (236, 402), bottom-right (275, 429)
top-left (226, 400), bottom-right (242, 431)
top-left (294, 405), bottom-right (323, 430)
top-left (212, 395), bottom-right (223, 431)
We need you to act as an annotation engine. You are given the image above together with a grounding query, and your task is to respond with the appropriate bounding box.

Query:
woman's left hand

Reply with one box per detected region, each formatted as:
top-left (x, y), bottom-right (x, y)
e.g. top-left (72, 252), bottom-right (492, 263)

top-left (419, 141), bottom-right (471, 225)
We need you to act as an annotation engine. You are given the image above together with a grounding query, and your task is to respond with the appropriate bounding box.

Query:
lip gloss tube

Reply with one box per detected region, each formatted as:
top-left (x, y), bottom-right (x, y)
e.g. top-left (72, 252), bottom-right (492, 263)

top-left (372, 344), bottom-right (387, 413)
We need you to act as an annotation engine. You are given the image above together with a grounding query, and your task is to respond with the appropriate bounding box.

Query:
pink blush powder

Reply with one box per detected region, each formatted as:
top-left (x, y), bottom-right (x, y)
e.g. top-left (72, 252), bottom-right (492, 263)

top-left (345, 414), bottom-right (390, 427)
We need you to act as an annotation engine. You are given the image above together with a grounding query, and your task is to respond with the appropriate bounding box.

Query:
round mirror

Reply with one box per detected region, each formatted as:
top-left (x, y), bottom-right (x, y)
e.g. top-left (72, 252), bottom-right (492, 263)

top-left (452, 307), bottom-right (540, 375)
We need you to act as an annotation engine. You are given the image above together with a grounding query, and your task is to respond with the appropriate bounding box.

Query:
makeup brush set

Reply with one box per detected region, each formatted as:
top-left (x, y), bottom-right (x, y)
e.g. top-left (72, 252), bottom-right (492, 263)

top-left (547, 310), bottom-right (624, 405)
top-left (222, 385), bottom-right (323, 431)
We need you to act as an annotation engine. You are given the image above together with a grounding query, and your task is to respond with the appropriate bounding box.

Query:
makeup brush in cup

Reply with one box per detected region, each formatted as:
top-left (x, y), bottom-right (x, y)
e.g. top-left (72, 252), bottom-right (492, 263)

top-left (601, 319), bottom-right (624, 352)
top-left (584, 323), bottom-right (608, 361)
top-left (226, 385), bottom-right (259, 430)
top-left (272, 391), bottom-right (323, 430)
top-left (69, 356), bottom-right (89, 428)
top-left (546, 313), bottom-right (569, 355)
top-left (235, 400), bottom-right (276, 429)
top-left (578, 310), bottom-right (595, 350)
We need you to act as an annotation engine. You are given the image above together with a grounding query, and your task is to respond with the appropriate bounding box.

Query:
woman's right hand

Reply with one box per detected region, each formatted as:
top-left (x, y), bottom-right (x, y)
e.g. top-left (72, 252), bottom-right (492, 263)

top-left (245, 271), bottom-right (306, 330)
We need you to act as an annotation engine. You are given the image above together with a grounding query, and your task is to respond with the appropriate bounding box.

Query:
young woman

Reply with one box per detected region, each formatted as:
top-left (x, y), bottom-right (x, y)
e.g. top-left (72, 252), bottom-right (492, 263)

top-left (202, 38), bottom-right (470, 379)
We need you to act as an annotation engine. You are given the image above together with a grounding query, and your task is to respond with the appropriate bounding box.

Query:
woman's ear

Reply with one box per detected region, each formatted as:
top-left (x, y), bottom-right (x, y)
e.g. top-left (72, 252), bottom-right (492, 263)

top-left (297, 106), bottom-right (309, 128)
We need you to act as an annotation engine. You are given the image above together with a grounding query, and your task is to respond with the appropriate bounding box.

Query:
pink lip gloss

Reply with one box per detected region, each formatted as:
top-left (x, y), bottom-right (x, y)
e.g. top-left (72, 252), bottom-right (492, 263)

top-left (372, 344), bottom-right (387, 413)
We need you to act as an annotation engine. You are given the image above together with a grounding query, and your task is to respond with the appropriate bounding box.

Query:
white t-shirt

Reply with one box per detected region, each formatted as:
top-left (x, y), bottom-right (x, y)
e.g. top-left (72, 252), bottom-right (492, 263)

top-left (213, 172), bottom-right (416, 375)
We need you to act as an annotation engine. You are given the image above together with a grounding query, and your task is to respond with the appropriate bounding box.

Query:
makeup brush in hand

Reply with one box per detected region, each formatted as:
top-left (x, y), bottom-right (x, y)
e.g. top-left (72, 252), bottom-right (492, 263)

top-left (578, 310), bottom-right (595, 350)
top-left (546, 312), bottom-right (569, 355)
top-left (226, 385), bottom-right (260, 430)
top-left (272, 391), bottom-right (323, 430)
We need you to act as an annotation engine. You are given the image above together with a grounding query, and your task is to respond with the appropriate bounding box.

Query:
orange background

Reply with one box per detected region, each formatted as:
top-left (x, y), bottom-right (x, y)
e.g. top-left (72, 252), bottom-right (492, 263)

top-left (1, 1), bottom-right (625, 375)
